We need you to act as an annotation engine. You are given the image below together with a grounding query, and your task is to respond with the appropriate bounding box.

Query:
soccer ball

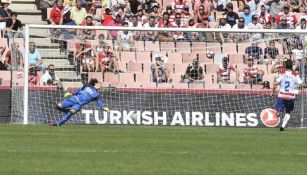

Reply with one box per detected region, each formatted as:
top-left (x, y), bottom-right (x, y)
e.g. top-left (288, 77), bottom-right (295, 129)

top-left (260, 108), bottom-right (280, 127)
top-left (206, 50), bottom-right (215, 59)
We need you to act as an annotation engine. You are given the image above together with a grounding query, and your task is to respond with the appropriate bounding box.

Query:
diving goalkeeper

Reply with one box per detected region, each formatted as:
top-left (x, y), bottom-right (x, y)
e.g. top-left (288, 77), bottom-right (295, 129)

top-left (52, 78), bottom-right (109, 126)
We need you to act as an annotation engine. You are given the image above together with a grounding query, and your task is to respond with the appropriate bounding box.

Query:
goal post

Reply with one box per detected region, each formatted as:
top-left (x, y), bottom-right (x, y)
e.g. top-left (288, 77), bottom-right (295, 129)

top-left (9, 24), bottom-right (307, 127)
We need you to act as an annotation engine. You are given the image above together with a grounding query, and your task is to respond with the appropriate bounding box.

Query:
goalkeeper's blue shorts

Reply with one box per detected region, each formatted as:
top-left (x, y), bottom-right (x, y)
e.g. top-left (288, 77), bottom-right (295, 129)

top-left (61, 97), bottom-right (82, 112)
top-left (276, 97), bottom-right (295, 114)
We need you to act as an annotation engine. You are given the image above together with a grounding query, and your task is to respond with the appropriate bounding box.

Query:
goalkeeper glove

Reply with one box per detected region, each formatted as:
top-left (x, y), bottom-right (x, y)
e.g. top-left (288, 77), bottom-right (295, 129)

top-left (64, 92), bottom-right (73, 98)
top-left (103, 107), bottom-right (110, 112)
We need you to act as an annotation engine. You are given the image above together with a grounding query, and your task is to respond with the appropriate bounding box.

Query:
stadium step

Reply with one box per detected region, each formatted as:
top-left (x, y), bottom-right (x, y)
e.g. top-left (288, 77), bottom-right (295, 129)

top-left (10, 3), bottom-right (38, 11)
top-left (56, 71), bottom-right (79, 78)
top-left (29, 28), bottom-right (50, 38)
top-left (62, 82), bottom-right (83, 89)
top-left (42, 59), bottom-right (71, 66)
top-left (39, 49), bottom-right (65, 57)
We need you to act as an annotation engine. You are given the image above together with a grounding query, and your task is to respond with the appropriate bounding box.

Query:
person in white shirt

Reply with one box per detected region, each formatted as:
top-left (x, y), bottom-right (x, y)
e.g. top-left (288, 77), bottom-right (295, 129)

top-left (40, 64), bottom-right (63, 89)
top-left (272, 59), bottom-right (307, 131)
top-left (248, 15), bottom-right (263, 41)
top-left (116, 22), bottom-right (134, 51)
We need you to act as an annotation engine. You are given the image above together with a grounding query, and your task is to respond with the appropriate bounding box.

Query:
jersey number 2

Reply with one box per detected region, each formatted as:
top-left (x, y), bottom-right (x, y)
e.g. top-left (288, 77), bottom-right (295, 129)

top-left (285, 81), bottom-right (290, 91)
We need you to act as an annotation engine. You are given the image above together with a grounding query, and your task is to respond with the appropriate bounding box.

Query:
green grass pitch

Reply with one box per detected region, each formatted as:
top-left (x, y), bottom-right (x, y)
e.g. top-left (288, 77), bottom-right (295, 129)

top-left (0, 125), bottom-right (307, 175)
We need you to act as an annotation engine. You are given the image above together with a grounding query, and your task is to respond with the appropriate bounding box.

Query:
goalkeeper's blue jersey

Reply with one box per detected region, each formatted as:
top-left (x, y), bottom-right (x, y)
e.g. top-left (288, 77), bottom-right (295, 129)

top-left (73, 85), bottom-right (104, 109)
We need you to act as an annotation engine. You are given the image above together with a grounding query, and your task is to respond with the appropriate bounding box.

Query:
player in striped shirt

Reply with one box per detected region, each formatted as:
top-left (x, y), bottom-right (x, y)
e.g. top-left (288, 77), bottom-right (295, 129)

top-left (272, 59), bottom-right (306, 131)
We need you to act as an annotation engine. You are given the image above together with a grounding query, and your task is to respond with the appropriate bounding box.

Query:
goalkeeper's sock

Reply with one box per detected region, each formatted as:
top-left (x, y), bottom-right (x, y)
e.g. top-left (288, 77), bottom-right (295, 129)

top-left (58, 112), bottom-right (73, 126)
top-left (281, 113), bottom-right (290, 129)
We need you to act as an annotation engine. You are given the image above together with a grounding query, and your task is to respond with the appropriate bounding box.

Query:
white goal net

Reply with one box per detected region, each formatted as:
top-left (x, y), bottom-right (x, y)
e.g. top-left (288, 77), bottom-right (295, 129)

top-left (6, 25), bottom-right (307, 128)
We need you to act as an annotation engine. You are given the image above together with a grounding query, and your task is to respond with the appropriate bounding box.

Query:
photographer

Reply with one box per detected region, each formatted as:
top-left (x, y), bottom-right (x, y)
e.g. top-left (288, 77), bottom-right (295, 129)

top-left (40, 64), bottom-right (63, 89)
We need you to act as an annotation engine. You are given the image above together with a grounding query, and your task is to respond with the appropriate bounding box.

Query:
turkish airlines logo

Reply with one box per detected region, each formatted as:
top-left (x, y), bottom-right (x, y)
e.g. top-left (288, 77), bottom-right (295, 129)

top-left (260, 108), bottom-right (280, 127)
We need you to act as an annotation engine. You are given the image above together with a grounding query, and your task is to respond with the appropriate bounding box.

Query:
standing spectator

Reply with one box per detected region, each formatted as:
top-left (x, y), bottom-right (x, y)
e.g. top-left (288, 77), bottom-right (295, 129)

top-left (264, 41), bottom-right (279, 61)
top-left (151, 56), bottom-right (171, 83)
top-left (239, 5), bottom-right (253, 25)
top-left (49, 0), bottom-right (64, 25)
top-left (243, 56), bottom-right (264, 84)
top-left (143, 15), bottom-right (158, 41)
top-left (225, 3), bottom-right (239, 27)
top-left (182, 59), bottom-right (205, 83)
top-left (28, 41), bottom-right (46, 73)
top-left (4, 42), bottom-right (23, 71)
top-left (40, 64), bottom-right (63, 89)
top-left (116, 22), bottom-right (134, 51)
top-left (245, 41), bottom-right (263, 62)
top-left (217, 56), bottom-right (239, 84)
top-left (28, 66), bottom-right (40, 86)
top-left (70, 0), bottom-right (87, 25)
top-left (78, 14), bottom-right (96, 40)
top-left (269, 0), bottom-right (285, 18)
top-left (40, 0), bottom-right (54, 21)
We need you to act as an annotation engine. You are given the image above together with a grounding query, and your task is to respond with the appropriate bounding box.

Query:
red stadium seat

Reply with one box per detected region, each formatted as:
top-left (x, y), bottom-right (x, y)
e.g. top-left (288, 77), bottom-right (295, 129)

top-left (88, 72), bottom-right (103, 81)
top-left (127, 62), bottom-right (143, 73)
top-left (207, 42), bottom-right (222, 54)
top-left (172, 83), bottom-right (188, 89)
top-left (119, 73), bottom-right (135, 83)
top-left (205, 64), bottom-right (218, 74)
top-left (132, 41), bottom-right (145, 52)
top-left (189, 83), bottom-right (205, 89)
top-left (222, 42), bottom-right (237, 54)
top-left (157, 83), bottom-right (173, 89)
top-left (160, 42), bottom-right (175, 52)
top-left (145, 41), bottom-right (160, 52)
top-left (103, 72), bottom-right (119, 83)
top-left (167, 52), bottom-right (183, 63)
top-left (176, 42), bottom-right (191, 53)
top-left (191, 42), bottom-right (206, 53)
top-left (237, 42), bottom-right (249, 54)
top-left (120, 51), bottom-right (136, 62)
top-left (182, 53), bottom-right (197, 63)
top-left (135, 72), bottom-right (151, 83)
top-left (136, 52), bottom-right (152, 63)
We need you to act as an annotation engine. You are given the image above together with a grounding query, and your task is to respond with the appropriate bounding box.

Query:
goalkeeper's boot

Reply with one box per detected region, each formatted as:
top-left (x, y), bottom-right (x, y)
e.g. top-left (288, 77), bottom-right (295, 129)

top-left (54, 104), bottom-right (69, 113)
top-left (279, 127), bottom-right (284, 131)
top-left (49, 123), bottom-right (59, 127)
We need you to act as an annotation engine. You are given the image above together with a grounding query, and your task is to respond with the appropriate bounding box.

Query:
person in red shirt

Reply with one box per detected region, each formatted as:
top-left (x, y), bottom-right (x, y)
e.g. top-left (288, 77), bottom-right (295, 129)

top-left (96, 44), bottom-right (120, 76)
top-left (78, 14), bottom-right (96, 40)
top-left (28, 66), bottom-right (40, 86)
top-left (157, 12), bottom-right (173, 42)
top-left (243, 55), bottom-right (264, 84)
top-left (49, 0), bottom-right (64, 25)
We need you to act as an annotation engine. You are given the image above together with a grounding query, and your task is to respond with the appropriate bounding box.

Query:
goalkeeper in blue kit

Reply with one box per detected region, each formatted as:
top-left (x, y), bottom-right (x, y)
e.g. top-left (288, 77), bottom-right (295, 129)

top-left (52, 78), bottom-right (109, 126)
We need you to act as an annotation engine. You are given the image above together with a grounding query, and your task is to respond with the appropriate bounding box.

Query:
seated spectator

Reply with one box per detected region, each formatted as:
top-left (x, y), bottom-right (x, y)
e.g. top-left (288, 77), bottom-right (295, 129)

top-left (49, 0), bottom-right (64, 25)
top-left (239, 5), bottom-right (253, 26)
top-left (4, 42), bottom-right (23, 71)
top-left (95, 33), bottom-right (106, 53)
top-left (247, 0), bottom-right (263, 15)
top-left (195, 16), bottom-right (214, 42)
top-left (225, 3), bottom-right (239, 28)
top-left (172, 0), bottom-right (188, 14)
top-left (264, 41), bottom-right (279, 61)
top-left (157, 13), bottom-right (173, 42)
top-left (101, 8), bottom-right (113, 26)
top-left (258, 5), bottom-right (272, 28)
top-left (194, 0), bottom-right (211, 15)
top-left (243, 56), bottom-right (264, 84)
top-left (181, 5), bottom-right (191, 26)
top-left (116, 22), bottom-right (134, 51)
top-left (217, 0), bottom-right (231, 11)
top-left (76, 41), bottom-right (96, 72)
top-left (248, 15), bottom-right (263, 41)
top-left (64, 0), bottom-right (75, 7)
top-left (150, 4), bottom-right (161, 23)
top-left (245, 41), bottom-right (263, 62)
top-left (85, 0), bottom-right (97, 15)
top-left (296, 18), bottom-right (306, 29)
top-left (110, 0), bottom-right (127, 14)
top-left (182, 59), bottom-right (205, 83)
top-left (59, 8), bottom-right (77, 54)
top-left (142, 0), bottom-right (159, 16)
top-left (275, 6), bottom-right (297, 29)
top-left (143, 15), bottom-right (158, 41)
top-left (96, 44), bottom-right (120, 76)
top-left (287, 0), bottom-right (303, 12)
top-left (40, 64), bottom-right (63, 89)
top-left (40, 0), bottom-right (54, 21)
top-left (0, 1), bottom-right (12, 37)
top-left (106, 13), bottom-right (123, 40)
top-left (165, 5), bottom-right (175, 23)
top-left (28, 41), bottom-right (46, 73)
top-left (136, 9), bottom-right (147, 25)
top-left (194, 5), bottom-right (211, 23)
top-left (216, 16), bottom-right (231, 43)
top-left (70, 0), bottom-right (87, 25)
top-left (268, 0), bottom-right (285, 19)
top-left (5, 12), bottom-right (23, 38)
top-left (28, 66), bottom-right (40, 86)
top-left (171, 13), bottom-right (187, 41)
top-left (151, 56), bottom-right (171, 83)
top-left (217, 56), bottom-right (239, 84)
top-left (231, 17), bottom-right (249, 42)
top-left (78, 14), bottom-right (96, 40)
